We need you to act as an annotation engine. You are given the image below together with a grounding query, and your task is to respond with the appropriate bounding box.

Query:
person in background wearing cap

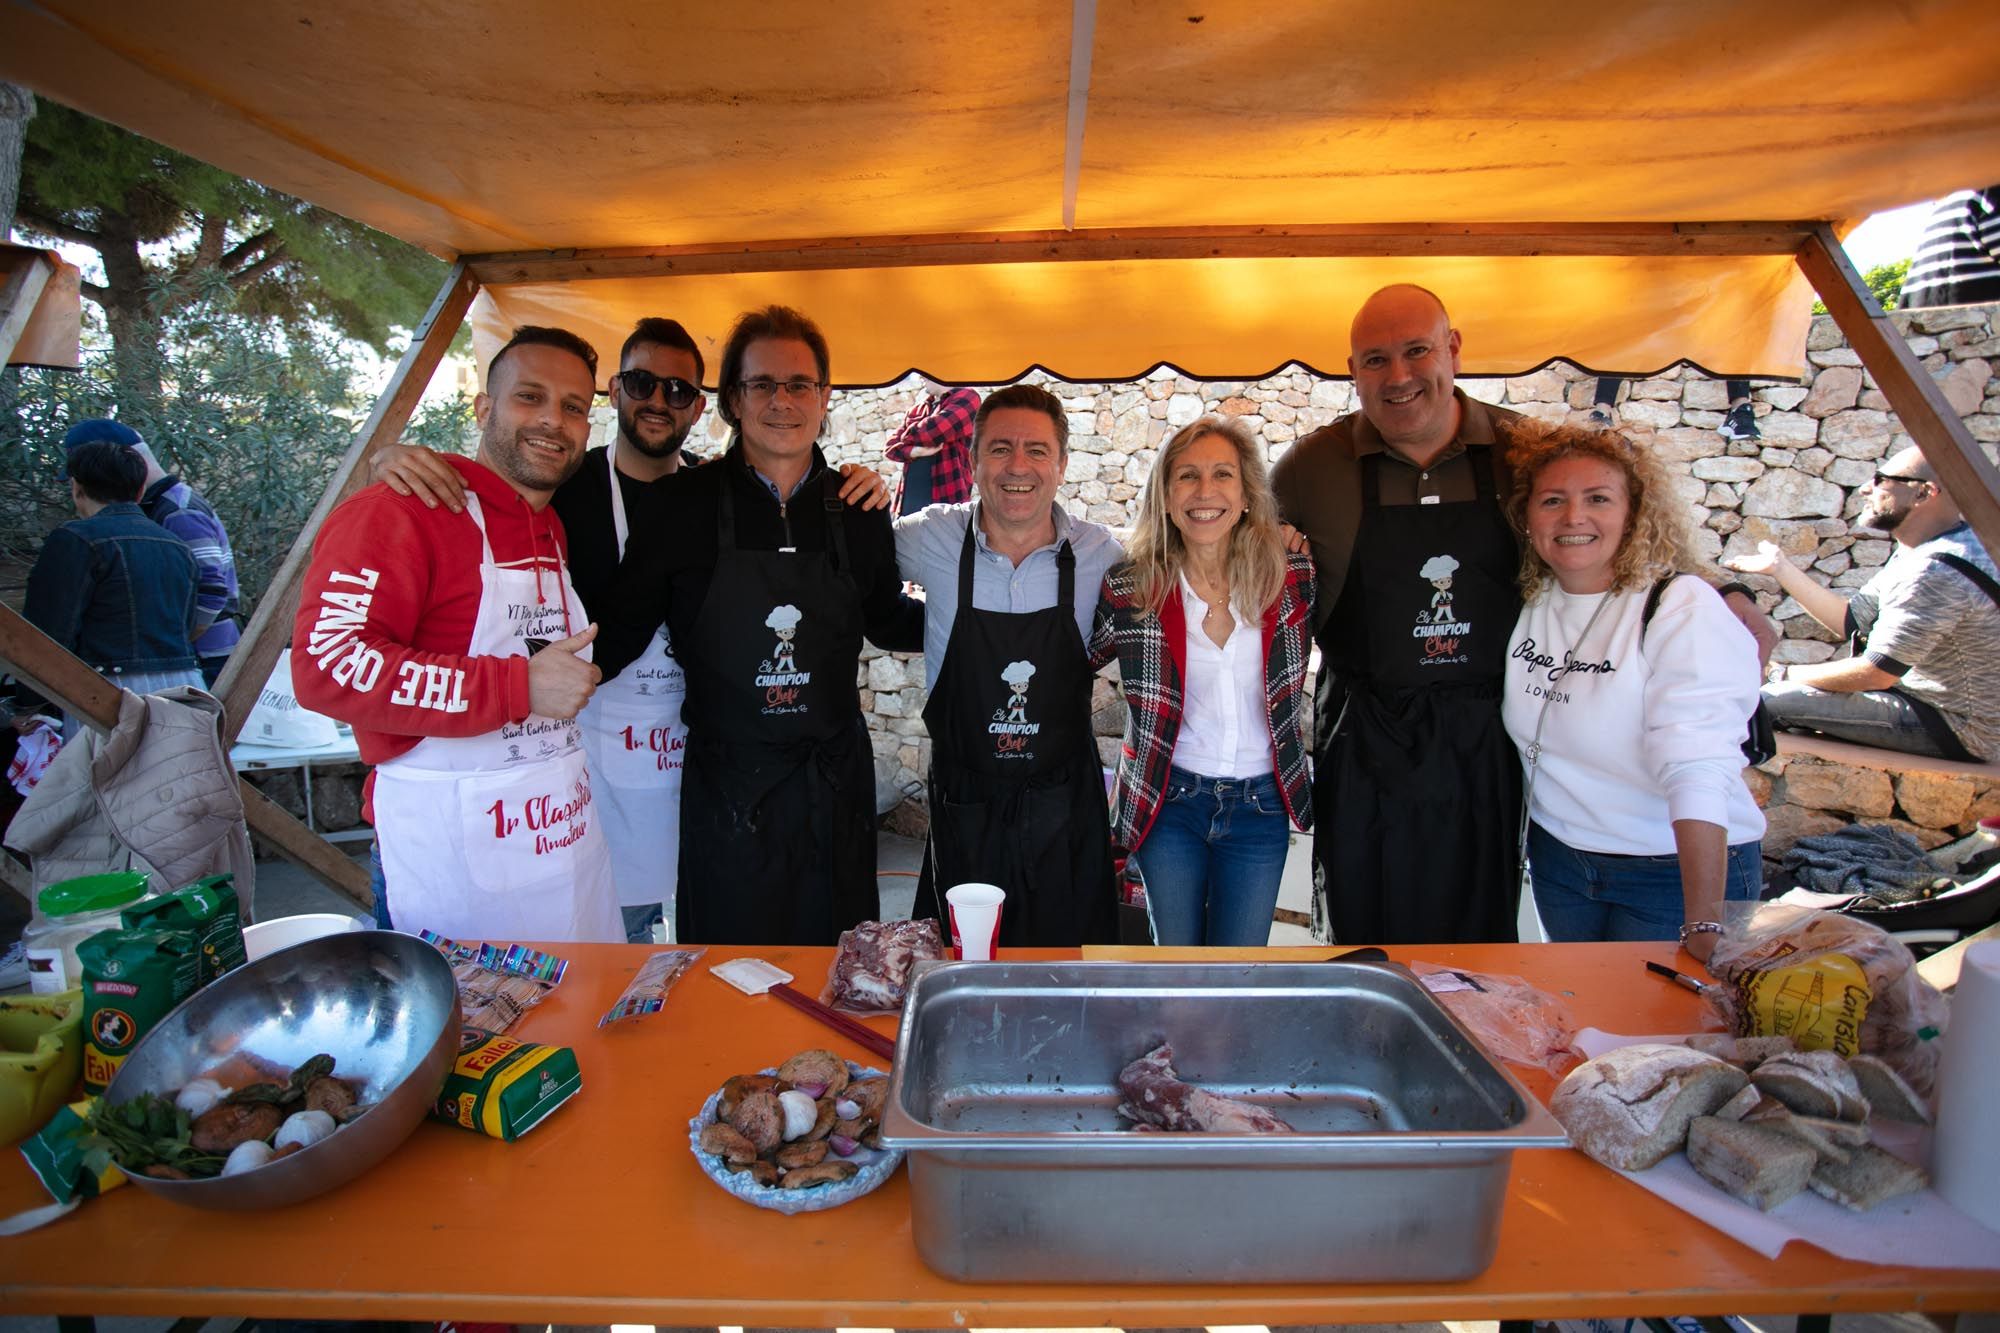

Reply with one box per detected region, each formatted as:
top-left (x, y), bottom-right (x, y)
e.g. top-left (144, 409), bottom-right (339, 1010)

top-left (371, 317), bottom-right (889, 943)
top-left (61, 421), bottom-right (243, 687)
top-left (20, 439), bottom-right (202, 736)
top-left (293, 325), bottom-right (621, 944)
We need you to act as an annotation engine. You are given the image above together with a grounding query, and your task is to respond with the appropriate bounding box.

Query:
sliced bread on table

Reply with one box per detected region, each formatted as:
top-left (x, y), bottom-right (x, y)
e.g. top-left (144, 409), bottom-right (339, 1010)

top-left (1552, 1044), bottom-right (1749, 1170)
top-left (1686, 1033), bottom-right (1798, 1070)
top-left (1739, 1101), bottom-right (1868, 1163)
top-left (1687, 1115), bottom-right (1816, 1211)
top-left (1808, 1143), bottom-right (1928, 1210)
top-left (1712, 1085), bottom-right (1766, 1122)
top-left (1751, 1050), bottom-right (1870, 1122)
top-left (1847, 1054), bottom-right (1932, 1124)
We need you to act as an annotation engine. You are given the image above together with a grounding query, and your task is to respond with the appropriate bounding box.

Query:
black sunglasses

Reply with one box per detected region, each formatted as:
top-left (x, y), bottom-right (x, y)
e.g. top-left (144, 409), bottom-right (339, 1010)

top-left (1872, 471), bottom-right (1929, 488)
top-left (611, 369), bottom-right (701, 409)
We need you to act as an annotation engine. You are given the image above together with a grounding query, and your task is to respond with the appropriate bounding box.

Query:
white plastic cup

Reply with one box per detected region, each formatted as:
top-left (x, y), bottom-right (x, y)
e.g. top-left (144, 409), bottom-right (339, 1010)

top-left (945, 883), bottom-right (1006, 961)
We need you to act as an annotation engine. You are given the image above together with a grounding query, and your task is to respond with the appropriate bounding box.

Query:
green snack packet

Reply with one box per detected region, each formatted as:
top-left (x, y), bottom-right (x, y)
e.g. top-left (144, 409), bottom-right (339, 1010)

top-left (122, 874), bottom-right (247, 984)
top-left (20, 1099), bottom-right (127, 1205)
top-left (78, 928), bottom-right (200, 1094)
top-left (429, 1026), bottom-right (581, 1142)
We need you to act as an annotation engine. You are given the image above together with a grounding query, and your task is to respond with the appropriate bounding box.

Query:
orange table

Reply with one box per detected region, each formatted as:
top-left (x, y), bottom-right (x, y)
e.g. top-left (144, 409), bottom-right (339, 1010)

top-left (1, 942), bottom-right (1994, 1325)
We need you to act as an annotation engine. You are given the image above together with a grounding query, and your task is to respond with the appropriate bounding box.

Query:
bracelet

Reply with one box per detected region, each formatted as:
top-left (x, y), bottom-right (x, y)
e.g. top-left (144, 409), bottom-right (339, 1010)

top-left (1679, 920), bottom-right (1724, 946)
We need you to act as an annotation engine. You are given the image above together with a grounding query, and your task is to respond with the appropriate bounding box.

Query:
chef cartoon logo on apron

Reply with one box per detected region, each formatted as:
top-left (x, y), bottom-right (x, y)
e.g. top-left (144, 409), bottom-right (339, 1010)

top-left (1413, 553), bottom-right (1473, 667)
top-left (755, 604), bottom-right (812, 715)
top-left (986, 659), bottom-right (1040, 760)
top-left (631, 625), bottom-right (685, 699)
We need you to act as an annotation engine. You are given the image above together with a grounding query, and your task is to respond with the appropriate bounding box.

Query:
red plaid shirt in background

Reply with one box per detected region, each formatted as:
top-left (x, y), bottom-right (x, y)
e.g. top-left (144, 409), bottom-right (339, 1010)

top-left (884, 387), bottom-right (980, 509)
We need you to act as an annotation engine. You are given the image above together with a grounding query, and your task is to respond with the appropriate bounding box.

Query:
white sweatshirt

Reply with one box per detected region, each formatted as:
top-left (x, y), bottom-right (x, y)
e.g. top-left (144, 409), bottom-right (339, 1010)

top-left (1502, 576), bottom-right (1766, 855)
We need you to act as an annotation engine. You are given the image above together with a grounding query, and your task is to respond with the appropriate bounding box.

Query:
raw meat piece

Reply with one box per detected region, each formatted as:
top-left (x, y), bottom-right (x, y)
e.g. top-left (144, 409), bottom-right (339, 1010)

top-left (820, 919), bottom-right (947, 1013)
top-left (1116, 1042), bottom-right (1294, 1133)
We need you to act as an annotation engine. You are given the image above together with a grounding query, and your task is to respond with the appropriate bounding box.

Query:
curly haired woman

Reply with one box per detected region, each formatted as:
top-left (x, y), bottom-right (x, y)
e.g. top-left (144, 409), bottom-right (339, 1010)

top-left (1501, 421), bottom-right (1765, 962)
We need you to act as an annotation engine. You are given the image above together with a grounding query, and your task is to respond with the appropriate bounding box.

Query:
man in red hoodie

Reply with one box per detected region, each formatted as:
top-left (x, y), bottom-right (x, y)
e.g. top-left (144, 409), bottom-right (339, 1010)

top-left (293, 326), bottom-right (621, 943)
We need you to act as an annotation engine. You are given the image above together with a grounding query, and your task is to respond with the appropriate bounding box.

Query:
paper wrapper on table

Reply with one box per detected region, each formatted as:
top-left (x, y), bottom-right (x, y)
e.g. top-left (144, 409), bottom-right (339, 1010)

top-left (1929, 939), bottom-right (2000, 1233)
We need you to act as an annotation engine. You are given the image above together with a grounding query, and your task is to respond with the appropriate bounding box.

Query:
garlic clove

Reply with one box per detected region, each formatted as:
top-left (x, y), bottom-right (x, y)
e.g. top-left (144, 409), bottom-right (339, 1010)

top-left (777, 1089), bottom-right (818, 1141)
top-left (222, 1139), bottom-right (274, 1176)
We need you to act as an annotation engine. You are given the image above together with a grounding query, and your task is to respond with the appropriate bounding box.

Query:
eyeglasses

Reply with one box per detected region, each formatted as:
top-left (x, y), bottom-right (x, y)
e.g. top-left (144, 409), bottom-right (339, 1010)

top-left (1872, 471), bottom-right (1928, 489)
top-left (736, 377), bottom-right (825, 403)
top-left (611, 369), bottom-right (701, 409)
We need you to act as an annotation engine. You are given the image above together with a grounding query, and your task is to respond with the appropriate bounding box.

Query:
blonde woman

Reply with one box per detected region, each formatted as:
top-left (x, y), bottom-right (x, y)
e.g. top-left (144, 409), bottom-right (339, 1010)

top-left (1096, 416), bottom-right (1315, 945)
top-left (1501, 422), bottom-right (1765, 962)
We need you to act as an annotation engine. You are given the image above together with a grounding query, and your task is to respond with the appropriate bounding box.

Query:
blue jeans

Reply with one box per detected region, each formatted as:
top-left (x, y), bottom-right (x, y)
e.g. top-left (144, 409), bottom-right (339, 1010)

top-left (620, 902), bottom-right (664, 944)
top-left (1762, 681), bottom-right (1967, 760)
top-left (368, 839), bottom-right (393, 929)
top-left (1131, 767), bottom-right (1291, 946)
top-left (1528, 821), bottom-right (1761, 942)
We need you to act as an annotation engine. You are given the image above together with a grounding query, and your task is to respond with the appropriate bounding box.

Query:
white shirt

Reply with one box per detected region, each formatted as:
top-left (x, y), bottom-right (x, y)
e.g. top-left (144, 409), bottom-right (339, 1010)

top-left (1502, 577), bottom-right (1766, 855)
top-left (1172, 574), bottom-right (1272, 779)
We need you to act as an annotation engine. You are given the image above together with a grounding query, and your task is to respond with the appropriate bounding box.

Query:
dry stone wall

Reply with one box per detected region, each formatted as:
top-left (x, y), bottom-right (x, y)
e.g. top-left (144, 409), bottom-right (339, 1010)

top-left (775, 303), bottom-right (2000, 845)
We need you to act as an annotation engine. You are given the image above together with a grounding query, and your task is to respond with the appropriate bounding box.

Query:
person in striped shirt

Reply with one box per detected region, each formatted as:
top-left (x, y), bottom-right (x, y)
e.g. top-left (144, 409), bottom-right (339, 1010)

top-left (61, 420), bottom-right (242, 686)
top-left (1902, 186), bottom-right (2000, 309)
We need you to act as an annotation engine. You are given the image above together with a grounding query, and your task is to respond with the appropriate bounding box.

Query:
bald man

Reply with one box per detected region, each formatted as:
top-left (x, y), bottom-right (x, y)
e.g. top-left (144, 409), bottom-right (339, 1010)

top-left (1731, 446), bottom-right (2000, 761)
top-left (1272, 285), bottom-right (1530, 944)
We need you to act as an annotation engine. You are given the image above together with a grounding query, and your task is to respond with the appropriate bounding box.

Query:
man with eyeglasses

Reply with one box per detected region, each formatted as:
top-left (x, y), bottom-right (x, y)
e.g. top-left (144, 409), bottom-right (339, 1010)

top-left (594, 305), bottom-right (923, 945)
top-left (376, 317), bottom-right (888, 942)
top-left (1729, 446), bottom-right (2000, 761)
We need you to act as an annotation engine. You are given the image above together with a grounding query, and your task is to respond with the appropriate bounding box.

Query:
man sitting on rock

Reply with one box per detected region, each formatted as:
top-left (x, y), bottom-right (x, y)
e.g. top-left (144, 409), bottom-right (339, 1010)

top-left (1729, 446), bottom-right (2000, 761)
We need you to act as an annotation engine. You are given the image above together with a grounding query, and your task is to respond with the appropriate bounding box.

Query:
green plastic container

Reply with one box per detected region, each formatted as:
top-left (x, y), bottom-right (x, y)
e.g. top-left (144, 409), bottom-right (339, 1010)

top-left (22, 872), bottom-right (151, 995)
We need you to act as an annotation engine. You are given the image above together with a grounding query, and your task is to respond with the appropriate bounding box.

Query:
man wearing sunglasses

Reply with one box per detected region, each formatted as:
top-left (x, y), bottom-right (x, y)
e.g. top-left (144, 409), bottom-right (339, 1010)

top-left (1729, 447), bottom-right (2000, 761)
top-left (374, 318), bottom-right (891, 942)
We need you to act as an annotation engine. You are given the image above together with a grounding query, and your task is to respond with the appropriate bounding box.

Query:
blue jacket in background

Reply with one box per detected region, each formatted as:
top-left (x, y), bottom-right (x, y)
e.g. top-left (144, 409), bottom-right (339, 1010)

top-left (23, 502), bottom-right (201, 676)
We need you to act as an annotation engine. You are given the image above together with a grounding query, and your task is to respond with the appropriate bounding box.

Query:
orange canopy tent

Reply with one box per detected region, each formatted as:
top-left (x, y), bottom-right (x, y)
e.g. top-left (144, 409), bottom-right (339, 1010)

top-left (4, 0), bottom-right (2000, 899)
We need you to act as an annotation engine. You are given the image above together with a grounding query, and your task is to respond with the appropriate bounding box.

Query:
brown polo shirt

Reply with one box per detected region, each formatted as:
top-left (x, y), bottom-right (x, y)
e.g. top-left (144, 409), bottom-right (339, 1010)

top-left (1271, 389), bottom-right (1526, 628)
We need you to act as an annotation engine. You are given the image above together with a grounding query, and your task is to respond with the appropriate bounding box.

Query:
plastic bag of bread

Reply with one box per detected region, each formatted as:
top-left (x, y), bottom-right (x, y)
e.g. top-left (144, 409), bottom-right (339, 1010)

top-left (1409, 962), bottom-right (1581, 1077)
top-left (820, 918), bottom-right (947, 1014)
top-left (1703, 903), bottom-right (1947, 1095)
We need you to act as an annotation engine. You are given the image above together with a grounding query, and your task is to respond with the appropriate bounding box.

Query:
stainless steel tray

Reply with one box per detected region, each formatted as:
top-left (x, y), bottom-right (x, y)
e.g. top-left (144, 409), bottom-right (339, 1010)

top-left (879, 960), bottom-right (1567, 1283)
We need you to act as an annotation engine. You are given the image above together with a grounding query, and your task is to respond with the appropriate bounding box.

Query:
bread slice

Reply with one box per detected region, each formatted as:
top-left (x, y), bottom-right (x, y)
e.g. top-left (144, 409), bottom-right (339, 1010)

top-left (1752, 1050), bottom-right (1870, 1122)
top-left (1687, 1033), bottom-right (1798, 1070)
top-left (1712, 1085), bottom-right (1765, 1122)
top-left (1848, 1054), bottom-right (1932, 1124)
top-left (1739, 1101), bottom-right (1867, 1163)
top-left (1808, 1143), bottom-right (1928, 1211)
top-left (1552, 1045), bottom-right (1749, 1171)
top-left (1687, 1115), bottom-right (1816, 1211)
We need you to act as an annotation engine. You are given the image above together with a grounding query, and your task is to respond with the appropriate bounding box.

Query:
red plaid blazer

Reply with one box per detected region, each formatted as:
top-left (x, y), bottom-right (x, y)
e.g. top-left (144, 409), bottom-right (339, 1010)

top-left (1094, 550), bottom-right (1316, 851)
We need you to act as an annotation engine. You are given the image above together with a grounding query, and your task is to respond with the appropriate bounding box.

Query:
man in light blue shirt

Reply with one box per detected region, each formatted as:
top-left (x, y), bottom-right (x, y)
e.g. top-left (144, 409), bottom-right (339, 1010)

top-left (893, 384), bottom-right (1125, 945)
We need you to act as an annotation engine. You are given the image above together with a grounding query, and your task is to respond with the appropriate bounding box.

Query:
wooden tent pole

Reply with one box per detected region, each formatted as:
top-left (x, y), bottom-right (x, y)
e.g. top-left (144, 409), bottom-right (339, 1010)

top-left (465, 221), bottom-right (1815, 284)
top-left (0, 247), bottom-right (54, 366)
top-left (0, 604), bottom-right (371, 907)
top-left (1796, 225), bottom-right (2000, 559)
top-left (214, 260), bottom-right (479, 744)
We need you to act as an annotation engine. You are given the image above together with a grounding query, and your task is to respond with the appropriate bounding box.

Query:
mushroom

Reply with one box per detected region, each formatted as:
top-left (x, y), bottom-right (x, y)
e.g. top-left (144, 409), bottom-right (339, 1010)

top-left (727, 1090), bottom-right (784, 1154)
top-left (776, 1050), bottom-right (849, 1099)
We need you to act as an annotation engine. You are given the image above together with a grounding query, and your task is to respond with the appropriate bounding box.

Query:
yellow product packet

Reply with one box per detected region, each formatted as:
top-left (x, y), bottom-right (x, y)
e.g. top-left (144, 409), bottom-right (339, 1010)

top-left (1730, 949), bottom-right (1872, 1056)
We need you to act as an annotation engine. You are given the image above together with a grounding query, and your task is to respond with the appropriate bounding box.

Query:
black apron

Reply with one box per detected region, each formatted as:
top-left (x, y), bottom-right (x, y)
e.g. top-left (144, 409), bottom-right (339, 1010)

top-left (676, 473), bottom-right (878, 944)
top-left (1313, 446), bottom-right (1522, 944)
top-left (916, 523), bottom-right (1117, 946)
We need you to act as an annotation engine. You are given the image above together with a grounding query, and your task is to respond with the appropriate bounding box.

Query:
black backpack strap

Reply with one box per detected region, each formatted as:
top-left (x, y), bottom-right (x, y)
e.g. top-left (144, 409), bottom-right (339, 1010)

top-left (1932, 552), bottom-right (2000, 609)
top-left (1639, 574), bottom-right (1677, 639)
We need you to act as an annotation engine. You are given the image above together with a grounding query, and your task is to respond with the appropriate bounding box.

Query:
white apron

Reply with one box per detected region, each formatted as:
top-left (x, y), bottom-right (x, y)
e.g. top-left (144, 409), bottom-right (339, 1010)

top-left (372, 494), bottom-right (622, 944)
top-left (576, 442), bottom-right (687, 936)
